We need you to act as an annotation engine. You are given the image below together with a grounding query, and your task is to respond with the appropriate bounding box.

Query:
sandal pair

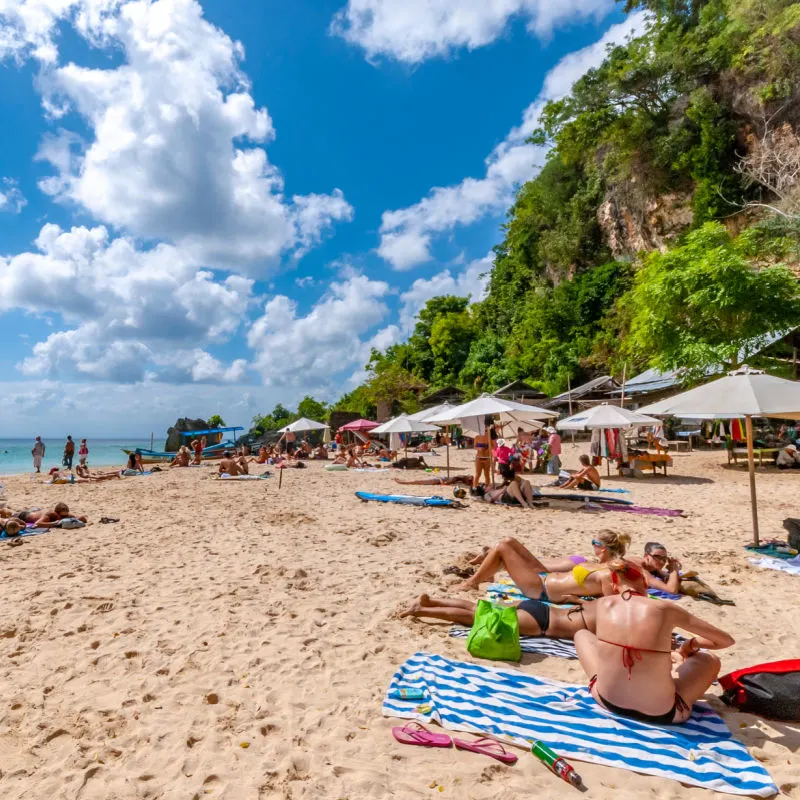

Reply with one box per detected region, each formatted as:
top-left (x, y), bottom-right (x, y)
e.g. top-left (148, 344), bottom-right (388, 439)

top-left (391, 722), bottom-right (517, 764)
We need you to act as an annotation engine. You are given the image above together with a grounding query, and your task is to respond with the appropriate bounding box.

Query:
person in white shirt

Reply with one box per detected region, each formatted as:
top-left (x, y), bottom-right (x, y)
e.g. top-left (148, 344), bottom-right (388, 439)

top-left (776, 444), bottom-right (800, 469)
top-left (31, 436), bottom-right (45, 473)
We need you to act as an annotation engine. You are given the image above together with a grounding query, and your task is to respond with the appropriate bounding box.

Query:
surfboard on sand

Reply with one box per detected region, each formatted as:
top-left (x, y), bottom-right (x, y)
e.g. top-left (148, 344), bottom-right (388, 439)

top-left (355, 491), bottom-right (463, 508)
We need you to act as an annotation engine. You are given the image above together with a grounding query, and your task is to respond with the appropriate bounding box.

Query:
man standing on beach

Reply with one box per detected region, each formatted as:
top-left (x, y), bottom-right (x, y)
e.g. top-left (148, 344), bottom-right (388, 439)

top-left (546, 426), bottom-right (562, 475)
top-left (63, 435), bottom-right (75, 470)
top-left (32, 436), bottom-right (45, 473)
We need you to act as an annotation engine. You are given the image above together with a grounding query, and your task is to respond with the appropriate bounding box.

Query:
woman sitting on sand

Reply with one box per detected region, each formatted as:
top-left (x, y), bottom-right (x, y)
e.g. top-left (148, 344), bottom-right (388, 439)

top-left (455, 530), bottom-right (631, 602)
top-left (575, 561), bottom-right (734, 725)
top-left (473, 463), bottom-right (538, 508)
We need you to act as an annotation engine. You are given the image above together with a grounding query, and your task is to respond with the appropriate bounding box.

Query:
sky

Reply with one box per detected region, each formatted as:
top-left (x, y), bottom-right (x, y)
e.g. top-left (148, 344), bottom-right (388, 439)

top-left (0, 0), bottom-right (645, 439)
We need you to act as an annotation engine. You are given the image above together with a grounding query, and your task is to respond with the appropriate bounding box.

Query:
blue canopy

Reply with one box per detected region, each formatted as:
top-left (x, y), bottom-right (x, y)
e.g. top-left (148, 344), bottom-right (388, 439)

top-left (180, 426), bottom-right (243, 437)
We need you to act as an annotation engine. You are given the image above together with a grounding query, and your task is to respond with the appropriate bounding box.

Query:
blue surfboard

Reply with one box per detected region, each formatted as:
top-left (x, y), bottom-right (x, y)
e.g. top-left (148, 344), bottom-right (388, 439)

top-left (355, 491), bottom-right (461, 508)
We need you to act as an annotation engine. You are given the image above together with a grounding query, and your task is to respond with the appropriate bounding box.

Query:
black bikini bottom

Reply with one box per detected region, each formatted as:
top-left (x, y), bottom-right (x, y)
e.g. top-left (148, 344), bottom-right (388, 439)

top-left (517, 599), bottom-right (550, 635)
top-left (590, 677), bottom-right (689, 725)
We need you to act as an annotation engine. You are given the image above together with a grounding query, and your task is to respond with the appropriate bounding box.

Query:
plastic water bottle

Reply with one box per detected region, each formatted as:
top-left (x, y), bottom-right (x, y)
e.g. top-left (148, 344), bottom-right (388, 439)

top-left (531, 740), bottom-right (583, 788)
top-left (387, 687), bottom-right (425, 701)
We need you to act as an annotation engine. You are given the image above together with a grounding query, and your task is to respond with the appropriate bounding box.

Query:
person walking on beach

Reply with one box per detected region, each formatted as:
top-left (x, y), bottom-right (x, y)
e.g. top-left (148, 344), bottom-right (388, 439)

top-left (78, 438), bottom-right (89, 466)
top-left (546, 426), bottom-right (562, 475)
top-left (63, 435), bottom-right (76, 470)
top-left (32, 436), bottom-right (46, 473)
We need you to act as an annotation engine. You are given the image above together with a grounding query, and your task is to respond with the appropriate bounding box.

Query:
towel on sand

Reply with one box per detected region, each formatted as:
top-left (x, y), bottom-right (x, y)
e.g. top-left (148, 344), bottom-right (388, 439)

top-left (749, 556), bottom-right (800, 576)
top-left (448, 625), bottom-right (577, 659)
top-left (383, 652), bottom-right (776, 797)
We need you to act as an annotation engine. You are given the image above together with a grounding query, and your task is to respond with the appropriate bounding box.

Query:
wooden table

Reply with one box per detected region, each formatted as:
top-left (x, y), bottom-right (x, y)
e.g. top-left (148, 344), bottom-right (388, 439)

top-left (630, 453), bottom-right (673, 475)
top-left (728, 447), bottom-right (780, 467)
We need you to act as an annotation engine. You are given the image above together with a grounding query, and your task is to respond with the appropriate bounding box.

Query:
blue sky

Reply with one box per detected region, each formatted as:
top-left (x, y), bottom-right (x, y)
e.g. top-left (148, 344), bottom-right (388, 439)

top-left (0, 0), bottom-right (644, 438)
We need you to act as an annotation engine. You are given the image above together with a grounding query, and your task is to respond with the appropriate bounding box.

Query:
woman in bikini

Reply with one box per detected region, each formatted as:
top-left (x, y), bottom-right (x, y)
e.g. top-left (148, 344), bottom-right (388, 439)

top-left (400, 593), bottom-right (597, 640)
top-left (472, 416), bottom-right (495, 489)
top-left (454, 530), bottom-right (631, 602)
top-left (476, 462), bottom-right (538, 508)
top-left (575, 562), bottom-right (733, 725)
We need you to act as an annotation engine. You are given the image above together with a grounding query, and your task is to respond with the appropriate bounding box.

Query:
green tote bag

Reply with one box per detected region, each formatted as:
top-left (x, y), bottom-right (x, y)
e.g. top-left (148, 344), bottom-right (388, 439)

top-left (466, 600), bottom-right (521, 662)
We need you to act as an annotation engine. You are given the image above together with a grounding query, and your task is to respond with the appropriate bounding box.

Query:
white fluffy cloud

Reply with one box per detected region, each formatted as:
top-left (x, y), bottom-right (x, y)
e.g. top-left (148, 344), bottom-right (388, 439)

top-left (248, 273), bottom-right (400, 389)
top-left (0, 178), bottom-right (26, 213)
top-left (399, 252), bottom-right (492, 329)
top-left (1, 0), bottom-right (352, 270)
top-left (1, 223), bottom-right (254, 382)
top-left (330, 0), bottom-right (614, 63)
top-left (377, 13), bottom-right (647, 269)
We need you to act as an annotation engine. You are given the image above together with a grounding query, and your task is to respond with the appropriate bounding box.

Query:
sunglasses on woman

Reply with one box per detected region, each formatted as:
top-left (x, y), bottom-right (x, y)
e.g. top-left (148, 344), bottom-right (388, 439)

top-left (591, 539), bottom-right (605, 548)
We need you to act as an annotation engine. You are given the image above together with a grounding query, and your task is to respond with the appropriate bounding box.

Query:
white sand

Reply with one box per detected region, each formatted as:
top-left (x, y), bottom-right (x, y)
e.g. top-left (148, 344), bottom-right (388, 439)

top-left (0, 446), bottom-right (798, 799)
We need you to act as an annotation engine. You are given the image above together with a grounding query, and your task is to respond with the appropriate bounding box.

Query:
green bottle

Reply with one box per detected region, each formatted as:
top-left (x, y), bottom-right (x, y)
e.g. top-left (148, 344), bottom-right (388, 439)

top-left (531, 740), bottom-right (583, 788)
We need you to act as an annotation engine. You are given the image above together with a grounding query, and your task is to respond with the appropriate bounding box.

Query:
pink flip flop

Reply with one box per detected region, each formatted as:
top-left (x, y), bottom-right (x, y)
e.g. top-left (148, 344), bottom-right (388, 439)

top-left (392, 722), bottom-right (452, 748)
top-left (453, 737), bottom-right (518, 764)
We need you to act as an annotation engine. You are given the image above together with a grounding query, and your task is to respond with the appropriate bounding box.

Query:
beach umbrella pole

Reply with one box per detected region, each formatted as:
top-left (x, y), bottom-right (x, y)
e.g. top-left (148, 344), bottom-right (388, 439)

top-left (446, 426), bottom-right (451, 480)
top-left (745, 415), bottom-right (759, 547)
top-left (278, 466), bottom-right (283, 491)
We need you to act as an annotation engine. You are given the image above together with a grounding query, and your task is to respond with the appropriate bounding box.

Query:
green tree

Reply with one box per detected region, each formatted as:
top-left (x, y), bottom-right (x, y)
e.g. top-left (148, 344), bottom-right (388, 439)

top-left (207, 414), bottom-right (225, 428)
top-left (296, 396), bottom-right (328, 421)
top-left (407, 296), bottom-right (471, 381)
top-left (625, 222), bottom-right (800, 376)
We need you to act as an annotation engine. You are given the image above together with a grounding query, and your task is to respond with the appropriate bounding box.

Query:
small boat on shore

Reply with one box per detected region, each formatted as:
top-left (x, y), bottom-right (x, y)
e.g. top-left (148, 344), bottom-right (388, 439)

top-left (123, 426), bottom-right (244, 464)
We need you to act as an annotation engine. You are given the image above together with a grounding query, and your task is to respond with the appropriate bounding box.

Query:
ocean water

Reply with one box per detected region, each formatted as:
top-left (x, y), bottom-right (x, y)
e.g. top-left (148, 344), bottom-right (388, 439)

top-left (0, 438), bottom-right (154, 476)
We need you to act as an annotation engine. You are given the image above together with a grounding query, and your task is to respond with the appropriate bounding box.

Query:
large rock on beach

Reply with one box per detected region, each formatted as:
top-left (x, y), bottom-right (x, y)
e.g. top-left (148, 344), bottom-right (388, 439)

top-left (164, 418), bottom-right (208, 452)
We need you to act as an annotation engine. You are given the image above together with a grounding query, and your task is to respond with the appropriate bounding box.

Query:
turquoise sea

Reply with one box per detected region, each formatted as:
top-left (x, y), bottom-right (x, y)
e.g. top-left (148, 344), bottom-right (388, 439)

top-left (0, 438), bottom-right (154, 476)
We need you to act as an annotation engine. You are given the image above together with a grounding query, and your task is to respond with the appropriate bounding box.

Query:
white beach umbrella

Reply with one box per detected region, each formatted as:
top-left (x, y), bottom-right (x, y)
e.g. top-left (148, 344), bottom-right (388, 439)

top-left (425, 393), bottom-right (555, 434)
top-left (371, 415), bottom-right (441, 435)
top-left (407, 403), bottom-right (456, 422)
top-left (278, 417), bottom-right (330, 433)
top-left (557, 403), bottom-right (661, 431)
top-left (639, 367), bottom-right (800, 545)
top-left (371, 415), bottom-right (440, 462)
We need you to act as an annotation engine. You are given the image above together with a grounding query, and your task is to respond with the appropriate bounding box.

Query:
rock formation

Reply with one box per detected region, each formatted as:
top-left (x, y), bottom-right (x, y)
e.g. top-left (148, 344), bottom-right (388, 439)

top-left (164, 418), bottom-right (209, 452)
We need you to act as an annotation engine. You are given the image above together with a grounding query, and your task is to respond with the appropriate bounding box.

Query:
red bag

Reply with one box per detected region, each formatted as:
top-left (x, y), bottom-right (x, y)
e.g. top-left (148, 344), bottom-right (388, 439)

top-left (719, 660), bottom-right (800, 720)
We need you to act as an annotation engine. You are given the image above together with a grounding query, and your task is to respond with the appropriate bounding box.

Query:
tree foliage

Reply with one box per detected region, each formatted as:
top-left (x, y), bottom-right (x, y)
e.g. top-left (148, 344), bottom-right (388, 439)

top-left (328, 0), bottom-right (800, 412)
top-left (207, 414), bottom-right (225, 428)
top-left (624, 222), bottom-right (800, 376)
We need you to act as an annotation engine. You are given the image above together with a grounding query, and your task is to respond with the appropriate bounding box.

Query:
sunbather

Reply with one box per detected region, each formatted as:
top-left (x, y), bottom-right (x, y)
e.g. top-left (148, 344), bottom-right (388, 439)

top-left (473, 463), bottom-right (539, 508)
top-left (1, 518), bottom-right (23, 536)
top-left (558, 454), bottom-right (602, 490)
top-left (400, 593), bottom-right (598, 639)
top-left (126, 451), bottom-right (145, 473)
top-left (15, 502), bottom-right (87, 527)
top-left (219, 452), bottom-right (243, 476)
top-left (454, 530), bottom-right (630, 602)
top-left (75, 465), bottom-right (122, 482)
top-left (629, 541), bottom-right (682, 593)
top-left (574, 561), bottom-right (734, 725)
top-left (394, 475), bottom-right (472, 486)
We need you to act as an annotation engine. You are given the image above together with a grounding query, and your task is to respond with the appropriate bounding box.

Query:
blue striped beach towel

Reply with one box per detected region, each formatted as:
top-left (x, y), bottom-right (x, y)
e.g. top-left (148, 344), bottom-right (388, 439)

top-left (383, 652), bottom-right (777, 797)
top-left (487, 580), bottom-right (680, 604)
top-left (448, 625), bottom-right (577, 659)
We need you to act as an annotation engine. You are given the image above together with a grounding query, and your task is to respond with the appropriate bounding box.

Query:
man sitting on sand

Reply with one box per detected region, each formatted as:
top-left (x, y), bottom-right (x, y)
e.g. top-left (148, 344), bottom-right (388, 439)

top-left (558, 454), bottom-right (601, 491)
top-left (219, 451), bottom-right (242, 476)
top-left (14, 502), bottom-right (87, 527)
top-left (575, 562), bottom-right (734, 725)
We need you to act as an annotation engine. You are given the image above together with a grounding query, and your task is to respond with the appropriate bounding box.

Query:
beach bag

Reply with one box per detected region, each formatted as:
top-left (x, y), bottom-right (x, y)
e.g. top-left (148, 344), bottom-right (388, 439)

top-left (59, 518), bottom-right (85, 529)
top-left (466, 600), bottom-right (521, 662)
top-left (784, 519), bottom-right (800, 552)
top-left (720, 660), bottom-right (800, 720)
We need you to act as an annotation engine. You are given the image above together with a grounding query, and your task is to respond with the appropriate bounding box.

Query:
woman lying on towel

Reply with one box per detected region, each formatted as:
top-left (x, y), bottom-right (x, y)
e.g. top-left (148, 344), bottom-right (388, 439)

top-left (394, 474), bottom-right (473, 486)
top-left (400, 593), bottom-right (598, 639)
top-left (575, 562), bottom-right (734, 725)
top-left (454, 530), bottom-right (631, 602)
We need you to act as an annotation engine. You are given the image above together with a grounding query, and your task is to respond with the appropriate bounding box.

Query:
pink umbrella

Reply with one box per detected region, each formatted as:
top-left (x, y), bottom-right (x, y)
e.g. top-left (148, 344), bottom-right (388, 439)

top-left (338, 418), bottom-right (379, 431)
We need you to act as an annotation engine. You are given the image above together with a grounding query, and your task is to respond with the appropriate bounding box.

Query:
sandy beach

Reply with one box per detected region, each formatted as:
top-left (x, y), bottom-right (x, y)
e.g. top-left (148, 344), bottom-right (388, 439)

top-left (0, 446), bottom-right (798, 800)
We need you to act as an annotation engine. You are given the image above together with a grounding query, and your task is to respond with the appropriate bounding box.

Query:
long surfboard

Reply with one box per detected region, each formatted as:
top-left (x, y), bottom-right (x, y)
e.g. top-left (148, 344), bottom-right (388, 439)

top-left (355, 491), bottom-right (461, 508)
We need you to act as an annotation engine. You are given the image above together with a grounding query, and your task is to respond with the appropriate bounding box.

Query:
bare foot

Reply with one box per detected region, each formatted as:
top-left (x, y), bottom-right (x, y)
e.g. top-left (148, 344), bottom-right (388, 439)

top-left (452, 579), bottom-right (480, 593)
top-left (398, 593), bottom-right (432, 618)
top-left (469, 546), bottom-right (489, 566)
